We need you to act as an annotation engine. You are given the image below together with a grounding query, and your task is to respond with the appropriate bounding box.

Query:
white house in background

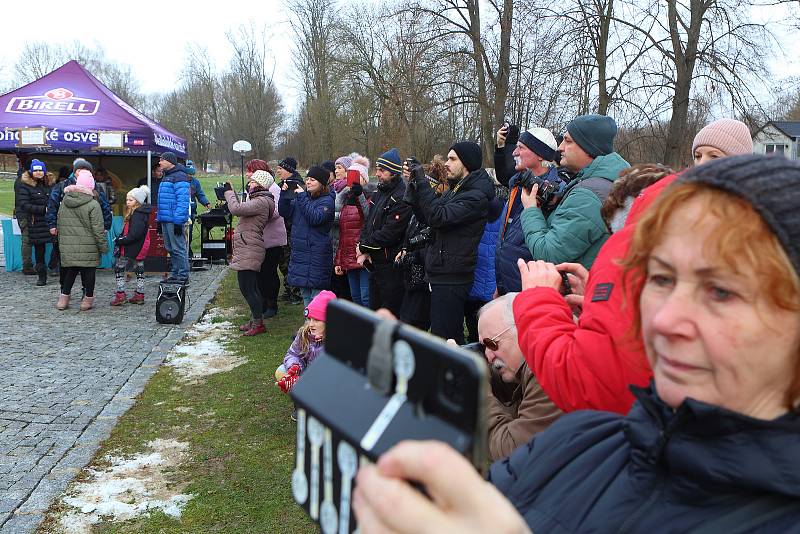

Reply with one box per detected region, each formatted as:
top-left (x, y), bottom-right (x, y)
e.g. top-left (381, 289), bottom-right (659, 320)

top-left (752, 121), bottom-right (800, 160)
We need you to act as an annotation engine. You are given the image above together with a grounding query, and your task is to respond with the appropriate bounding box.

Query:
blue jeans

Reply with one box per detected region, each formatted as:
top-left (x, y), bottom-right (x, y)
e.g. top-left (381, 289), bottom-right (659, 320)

top-left (347, 268), bottom-right (370, 307)
top-left (161, 222), bottom-right (189, 281)
top-left (300, 287), bottom-right (322, 307)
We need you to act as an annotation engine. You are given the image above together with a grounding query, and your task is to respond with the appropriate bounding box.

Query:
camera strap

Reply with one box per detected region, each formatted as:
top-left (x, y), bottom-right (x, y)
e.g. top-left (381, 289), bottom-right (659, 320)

top-left (500, 186), bottom-right (519, 240)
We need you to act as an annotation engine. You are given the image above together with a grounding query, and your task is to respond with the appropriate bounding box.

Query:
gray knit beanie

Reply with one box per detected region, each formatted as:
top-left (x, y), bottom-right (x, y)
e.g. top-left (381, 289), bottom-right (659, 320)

top-left (567, 114), bottom-right (617, 157)
top-left (677, 154), bottom-right (800, 275)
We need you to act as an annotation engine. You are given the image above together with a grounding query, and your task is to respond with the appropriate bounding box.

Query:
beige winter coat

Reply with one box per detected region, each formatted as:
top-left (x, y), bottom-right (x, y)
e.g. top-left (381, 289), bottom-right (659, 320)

top-left (225, 188), bottom-right (275, 272)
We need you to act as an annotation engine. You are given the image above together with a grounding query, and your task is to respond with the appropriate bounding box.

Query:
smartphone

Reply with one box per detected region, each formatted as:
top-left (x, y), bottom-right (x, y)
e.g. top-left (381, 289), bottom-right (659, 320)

top-left (346, 169), bottom-right (361, 187)
top-left (290, 301), bottom-right (488, 533)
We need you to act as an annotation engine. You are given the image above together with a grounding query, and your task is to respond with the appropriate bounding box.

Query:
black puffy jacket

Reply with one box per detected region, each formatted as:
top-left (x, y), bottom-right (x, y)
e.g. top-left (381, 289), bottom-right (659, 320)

top-left (16, 171), bottom-right (54, 245)
top-left (490, 385), bottom-right (800, 533)
top-left (412, 168), bottom-right (495, 284)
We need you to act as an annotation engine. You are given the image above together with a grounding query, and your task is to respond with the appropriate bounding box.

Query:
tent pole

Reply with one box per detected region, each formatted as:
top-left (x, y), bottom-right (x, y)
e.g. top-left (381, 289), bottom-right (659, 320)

top-left (147, 151), bottom-right (152, 197)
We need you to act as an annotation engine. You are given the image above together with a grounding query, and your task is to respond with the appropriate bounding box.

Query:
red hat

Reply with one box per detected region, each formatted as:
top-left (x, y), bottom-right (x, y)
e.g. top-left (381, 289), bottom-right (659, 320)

top-left (304, 290), bottom-right (336, 322)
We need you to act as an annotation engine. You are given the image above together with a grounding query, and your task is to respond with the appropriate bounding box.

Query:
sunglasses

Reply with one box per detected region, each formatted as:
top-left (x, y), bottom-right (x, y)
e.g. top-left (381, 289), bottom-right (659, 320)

top-left (481, 325), bottom-right (512, 351)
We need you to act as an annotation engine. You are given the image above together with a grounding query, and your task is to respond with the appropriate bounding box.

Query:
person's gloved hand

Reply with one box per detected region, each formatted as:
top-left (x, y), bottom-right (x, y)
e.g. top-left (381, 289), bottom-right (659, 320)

top-left (350, 183), bottom-right (363, 198)
top-left (276, 373), bottom-right (300, 393)
top-left (223, 182), bottom-right (233, 192)
top-left (276, 364), bottom-right (302, 393)
top-left (174, 224), bottom-right (183, 236)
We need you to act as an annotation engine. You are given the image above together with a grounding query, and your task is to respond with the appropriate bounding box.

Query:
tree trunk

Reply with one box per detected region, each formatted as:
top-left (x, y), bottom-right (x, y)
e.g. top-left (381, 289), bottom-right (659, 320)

top-left (663, 0), bottom-right (702, 167)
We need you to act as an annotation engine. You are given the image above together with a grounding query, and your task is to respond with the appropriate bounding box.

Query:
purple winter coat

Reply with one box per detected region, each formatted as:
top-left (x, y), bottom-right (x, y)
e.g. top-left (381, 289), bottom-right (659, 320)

top-left (283, 336), bottom-right (324, 372)
top-left (225, 188), bottom-right (274, 272)
top-left (263, 183), bottom-right (287, 249)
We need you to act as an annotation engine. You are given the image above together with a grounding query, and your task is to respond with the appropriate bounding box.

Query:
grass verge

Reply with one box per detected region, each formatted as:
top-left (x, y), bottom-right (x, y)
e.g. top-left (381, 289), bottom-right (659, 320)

top-left (40, 270), bottom-right (318, 533)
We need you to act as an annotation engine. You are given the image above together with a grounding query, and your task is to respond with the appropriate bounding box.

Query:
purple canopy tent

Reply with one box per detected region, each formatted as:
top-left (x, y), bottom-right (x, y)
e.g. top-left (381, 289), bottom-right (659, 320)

top-left (0, 60), bottom-right (188, 272)
top-left (0, 60), bottom-right (186, 158)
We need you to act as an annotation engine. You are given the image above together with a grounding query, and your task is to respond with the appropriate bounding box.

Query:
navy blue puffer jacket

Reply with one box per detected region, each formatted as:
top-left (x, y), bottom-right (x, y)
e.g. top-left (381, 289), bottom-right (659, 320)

top-left (490, 385), bottom-right (800, 533)
top-left (278, 190), bottom-right (335, 289)
top-left (495, 167), bottom-right (561, 295)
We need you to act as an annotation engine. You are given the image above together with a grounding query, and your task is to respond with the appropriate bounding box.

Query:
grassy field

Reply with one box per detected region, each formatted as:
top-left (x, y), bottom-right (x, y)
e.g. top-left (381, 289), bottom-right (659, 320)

top-left (0, 173), bottom-right (240, 218)
top-left (0, 178), bottom-right (13, 216)
top-left (41, 270), bottom-right (319, 533)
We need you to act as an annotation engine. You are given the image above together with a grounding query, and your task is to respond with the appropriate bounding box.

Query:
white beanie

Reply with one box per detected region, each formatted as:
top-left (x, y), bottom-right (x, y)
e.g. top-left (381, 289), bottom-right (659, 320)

top-left (128, 185), bottom-right (149, 205)
top-left (251, 169), bottom-right (275, 189)
top-left (519, 127), bottom-right (558, 161)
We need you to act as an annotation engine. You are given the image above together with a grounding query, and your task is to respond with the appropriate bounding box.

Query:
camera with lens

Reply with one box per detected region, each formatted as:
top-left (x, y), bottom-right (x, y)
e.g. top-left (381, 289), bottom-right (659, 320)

top-left (407, 226), bottom-right (432, 250)
top-left (520, 170), bottom-right (567, 209)
top-left (404, 157), bottom-right (425, 183)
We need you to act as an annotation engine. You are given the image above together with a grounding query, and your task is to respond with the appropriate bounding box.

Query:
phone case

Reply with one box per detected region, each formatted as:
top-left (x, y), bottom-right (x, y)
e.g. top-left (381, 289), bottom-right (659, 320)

top-left (290, 300), bottom-right (488, 534)
top-left (346, 169), bottom-right (361, 187)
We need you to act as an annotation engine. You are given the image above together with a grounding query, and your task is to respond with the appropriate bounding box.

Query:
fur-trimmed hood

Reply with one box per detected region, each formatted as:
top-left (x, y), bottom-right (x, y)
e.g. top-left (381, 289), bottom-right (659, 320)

top-left (20, 170), bottom-right (56, 188)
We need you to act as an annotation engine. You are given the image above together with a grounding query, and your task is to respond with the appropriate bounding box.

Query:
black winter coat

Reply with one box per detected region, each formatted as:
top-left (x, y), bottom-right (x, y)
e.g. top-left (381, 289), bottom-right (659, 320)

top-left (16, 171), bottom-right (55, 245)
top-left (490, 385), bottom-right (800, 533)
top-left (116, 204), bottom-right (152, 260)
top-left (359, 175), bottom-right (411, 265)
top-left (412, 169), bottom-right (495, 284)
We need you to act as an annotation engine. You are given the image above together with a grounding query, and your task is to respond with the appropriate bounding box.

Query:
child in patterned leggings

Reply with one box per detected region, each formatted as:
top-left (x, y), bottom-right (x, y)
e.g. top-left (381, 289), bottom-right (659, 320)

top-left (112, 186), bottom-right (152, 306)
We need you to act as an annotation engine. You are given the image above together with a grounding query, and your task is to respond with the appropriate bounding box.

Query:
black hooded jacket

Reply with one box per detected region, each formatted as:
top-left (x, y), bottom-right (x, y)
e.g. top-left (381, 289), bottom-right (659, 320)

top-left (412, 168), bottom-right (495, 284)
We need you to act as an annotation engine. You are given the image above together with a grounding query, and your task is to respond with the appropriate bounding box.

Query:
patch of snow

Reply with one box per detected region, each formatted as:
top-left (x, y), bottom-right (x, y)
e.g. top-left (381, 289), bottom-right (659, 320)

top-left (58, 439), bottom-right (192, 533)
top-left (164, 308), bottom-right (245, 381)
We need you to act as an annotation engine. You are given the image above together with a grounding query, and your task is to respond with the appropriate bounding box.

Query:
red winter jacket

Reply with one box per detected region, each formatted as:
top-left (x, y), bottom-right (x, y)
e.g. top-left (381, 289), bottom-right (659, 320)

top-left (335, 201), bottom-right (366, 271)
top-left (513, 174), bottom-right (678, 414)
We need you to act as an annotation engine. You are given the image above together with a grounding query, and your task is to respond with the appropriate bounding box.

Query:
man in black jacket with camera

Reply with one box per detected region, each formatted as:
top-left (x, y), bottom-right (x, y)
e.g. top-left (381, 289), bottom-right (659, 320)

top-left (358, 148), bottom-right (411, 316)
top-left (406, 141), bottom-right (495, 344)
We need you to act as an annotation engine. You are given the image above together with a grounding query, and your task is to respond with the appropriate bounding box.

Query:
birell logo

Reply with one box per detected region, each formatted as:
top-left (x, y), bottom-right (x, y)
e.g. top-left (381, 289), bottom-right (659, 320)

top-left (6, 88), bottom-right (100, 116)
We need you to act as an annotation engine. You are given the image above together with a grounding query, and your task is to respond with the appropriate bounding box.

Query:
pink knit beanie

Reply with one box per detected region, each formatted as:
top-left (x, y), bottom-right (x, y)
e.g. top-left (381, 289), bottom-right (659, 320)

top-left (75, 169), bottom-right (95, 190)
top-left (304, 290), bottom-right (336, 322)
top-left (691, 119), bottom-right (753, 157)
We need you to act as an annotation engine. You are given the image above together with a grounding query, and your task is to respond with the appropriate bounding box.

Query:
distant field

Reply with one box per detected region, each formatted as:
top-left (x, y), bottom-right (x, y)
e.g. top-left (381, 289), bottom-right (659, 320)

top-left (0, 179), bottom-right (13, 216)
top-left (0, 173), bottom-right (237, 218)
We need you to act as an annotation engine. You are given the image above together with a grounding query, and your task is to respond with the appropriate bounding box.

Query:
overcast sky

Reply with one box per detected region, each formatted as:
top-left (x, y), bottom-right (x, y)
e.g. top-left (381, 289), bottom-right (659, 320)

top-left (0, 1), bottom-right (796, 119)
top-left (0, 0), bottom-right (296, 108)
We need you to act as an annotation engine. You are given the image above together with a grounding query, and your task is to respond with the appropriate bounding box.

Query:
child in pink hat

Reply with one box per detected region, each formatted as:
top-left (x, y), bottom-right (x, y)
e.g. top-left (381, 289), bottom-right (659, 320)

top-left (275, 290), bottom-right (336, 401)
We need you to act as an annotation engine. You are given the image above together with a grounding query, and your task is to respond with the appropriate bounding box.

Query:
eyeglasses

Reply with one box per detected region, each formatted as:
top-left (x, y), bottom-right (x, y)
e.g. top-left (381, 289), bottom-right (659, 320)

top-left (482, 325), bottom-right (513, 351)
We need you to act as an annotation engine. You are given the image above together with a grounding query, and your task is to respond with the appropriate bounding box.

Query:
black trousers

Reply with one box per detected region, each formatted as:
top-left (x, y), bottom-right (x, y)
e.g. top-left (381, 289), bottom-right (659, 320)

top-left (32, 243), bottom-right (46, 265)
top-left (331, 272), bottom-right (352, 300)
top-left (238, 270), bottom-right (263, 321)
top-left (463, 299), bottom-right (486, 344)
top-left (258, 246), bottom-right (283, 310)
top-left (368, 264), bottom-right (405, 317)
top-left (48, 242), bottom-right (60, 270)
top-left (61, 267), bottom-right (96, 297)
top-left (400, 287), bottom-right (431, 331)
top-left (429, 283), bottom-right (471, 345)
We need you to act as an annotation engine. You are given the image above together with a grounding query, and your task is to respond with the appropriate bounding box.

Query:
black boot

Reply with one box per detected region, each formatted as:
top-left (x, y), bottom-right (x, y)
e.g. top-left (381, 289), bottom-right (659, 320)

top-left (263, 299), bottom-right (278, 318)
top-left (35, 264), bottom-right (47, 286)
